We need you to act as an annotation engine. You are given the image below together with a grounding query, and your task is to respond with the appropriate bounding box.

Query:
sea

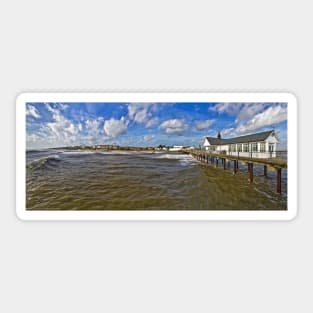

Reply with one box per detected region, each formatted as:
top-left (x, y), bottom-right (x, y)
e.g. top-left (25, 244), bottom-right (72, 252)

top-left (26, 149), bottom-right (287, 210)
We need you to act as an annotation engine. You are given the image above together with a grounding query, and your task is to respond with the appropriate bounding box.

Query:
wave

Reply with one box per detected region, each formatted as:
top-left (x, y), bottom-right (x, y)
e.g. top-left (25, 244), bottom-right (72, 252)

top-left (61, 151), bottom-right (96, 155)
top-left (154, 153), bottom-right (197, 166)
top-left (27, 154), bottom-right (61, 170)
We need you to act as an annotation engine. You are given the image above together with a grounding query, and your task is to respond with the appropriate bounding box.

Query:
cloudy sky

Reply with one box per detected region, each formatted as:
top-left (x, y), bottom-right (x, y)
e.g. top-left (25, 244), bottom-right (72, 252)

top-left (26, 102), bottom-right (287, 149)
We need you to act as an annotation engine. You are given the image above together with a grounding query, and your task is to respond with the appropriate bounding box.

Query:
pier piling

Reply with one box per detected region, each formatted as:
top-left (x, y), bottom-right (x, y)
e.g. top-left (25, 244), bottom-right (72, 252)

top-left (188, 149), bottom-right (286, 195)
top-left (249, 163), bottom-right (254, 183)
top-left (277, 168), bottom-right (282, 194)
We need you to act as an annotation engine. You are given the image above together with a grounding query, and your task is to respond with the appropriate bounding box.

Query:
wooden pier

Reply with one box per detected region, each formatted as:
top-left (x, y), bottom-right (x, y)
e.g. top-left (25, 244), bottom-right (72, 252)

top-left (184, 149), bottom-right (287, 194)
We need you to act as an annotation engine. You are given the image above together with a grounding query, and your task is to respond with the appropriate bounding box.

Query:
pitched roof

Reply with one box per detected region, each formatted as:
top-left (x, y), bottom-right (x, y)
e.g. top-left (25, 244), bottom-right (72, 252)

top-left (205, 130), bottom-right (276, 145)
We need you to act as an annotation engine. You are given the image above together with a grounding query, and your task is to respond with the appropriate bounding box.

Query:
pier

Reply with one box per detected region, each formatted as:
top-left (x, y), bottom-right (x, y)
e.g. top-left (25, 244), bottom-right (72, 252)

top-left (184, 149), bottom-right (287, 194)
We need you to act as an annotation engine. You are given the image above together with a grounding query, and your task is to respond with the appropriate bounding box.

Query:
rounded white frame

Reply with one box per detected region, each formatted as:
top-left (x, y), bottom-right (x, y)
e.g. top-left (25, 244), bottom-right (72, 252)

top-left (16, 93), bottom-right (297, 221)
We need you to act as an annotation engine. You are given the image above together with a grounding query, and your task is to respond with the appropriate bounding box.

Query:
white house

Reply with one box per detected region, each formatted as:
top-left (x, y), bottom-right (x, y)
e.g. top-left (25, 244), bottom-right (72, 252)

top-left (203, 130), bottom-right (279, 158)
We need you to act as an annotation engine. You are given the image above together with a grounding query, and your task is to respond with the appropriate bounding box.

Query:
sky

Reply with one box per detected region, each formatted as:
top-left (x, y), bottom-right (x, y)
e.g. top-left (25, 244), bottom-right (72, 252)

top-left (26, 102), bottom-right (288, 149)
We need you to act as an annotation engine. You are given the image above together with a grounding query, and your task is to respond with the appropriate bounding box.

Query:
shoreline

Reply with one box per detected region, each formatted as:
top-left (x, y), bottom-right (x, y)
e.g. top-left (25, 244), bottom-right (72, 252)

top-left (27, 147), bottom-right (187, 154)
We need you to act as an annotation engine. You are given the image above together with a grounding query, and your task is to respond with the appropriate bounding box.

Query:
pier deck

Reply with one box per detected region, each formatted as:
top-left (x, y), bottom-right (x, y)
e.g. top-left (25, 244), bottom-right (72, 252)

top-left (184, 149), bottom-right (287, 169)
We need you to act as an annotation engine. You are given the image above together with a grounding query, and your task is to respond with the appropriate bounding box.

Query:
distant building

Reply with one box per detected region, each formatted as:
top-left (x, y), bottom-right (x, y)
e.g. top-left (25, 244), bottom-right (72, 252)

top-left (184, 146), bottom-right (195, 150)
top-left (203, 130), bottom-right (279, 158)
top-left (169, 145), bottom-right (184, 152)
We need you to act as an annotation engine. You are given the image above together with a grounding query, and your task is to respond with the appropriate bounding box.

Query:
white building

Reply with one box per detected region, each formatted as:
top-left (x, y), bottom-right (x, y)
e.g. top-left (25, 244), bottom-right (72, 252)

top-left (203, 130), bottom-right (279, 158)
top-left (169, 145), bottom-right (184, 152)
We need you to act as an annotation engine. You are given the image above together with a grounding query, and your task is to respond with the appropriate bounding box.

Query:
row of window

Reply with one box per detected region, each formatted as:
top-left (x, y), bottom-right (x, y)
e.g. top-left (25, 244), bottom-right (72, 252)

top-left (229, 143), bottom-right (266, 153)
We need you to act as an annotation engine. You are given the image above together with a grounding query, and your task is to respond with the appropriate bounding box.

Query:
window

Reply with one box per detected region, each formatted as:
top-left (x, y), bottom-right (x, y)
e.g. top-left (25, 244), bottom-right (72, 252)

top-left (260, 143), bottom-right (266, 152)
top-left (237, 144), bottom-right (242, 152)
top-left (243, 143), bottom-right (249, 152)
top-left (252, 143), bottom-right (258, 152)
top-left (231, 144), bottom-right (236, 152)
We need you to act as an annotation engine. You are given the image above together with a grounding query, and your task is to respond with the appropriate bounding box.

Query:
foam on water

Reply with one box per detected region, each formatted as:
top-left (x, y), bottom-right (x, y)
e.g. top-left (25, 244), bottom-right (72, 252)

top-left (61, 151), bottom-right (96, 155)
top-left (154, 153), bottom-right (197, 166)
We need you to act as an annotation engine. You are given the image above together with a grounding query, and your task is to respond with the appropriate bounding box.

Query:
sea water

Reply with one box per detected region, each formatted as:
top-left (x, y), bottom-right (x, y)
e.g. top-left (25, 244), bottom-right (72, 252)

top-left (26, 150), bottom-right (287, 210)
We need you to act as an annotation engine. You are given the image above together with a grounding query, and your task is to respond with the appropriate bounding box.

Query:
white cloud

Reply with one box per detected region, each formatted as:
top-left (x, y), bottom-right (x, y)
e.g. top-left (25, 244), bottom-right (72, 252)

top-left (210, 103), bottom-right (243, 116)
top-left (220, 105), bottom-right (287, 137)
top-left (46, 118), bottom-right (79, 142)
top-left (35, 104), bottom-right (81, 145)
top-left (160, 119), bottom-right (188, 135)
top-left (85, 119), bottom-right (102, 138)
top-left (214, 103), bottom-right (287, 137)
top-left (26, 133), bottom-right (42, 145)
top-left (26, 105), bottom-right (41, 119)
top-left (145, 117), bottom-right (159, 128)
top-left (195, 119), bottom-right (215, 131)
top-left (210, 103), bottom-right (266, 123)
top-left (127, 103), bottom-right (159, 127)
top-left (235, 103), bottom-right (265, 123)
top-left (59, 103), bottom-right (69, 110)
top-left (143, 134), bottom-right (155, 142)
top-left (235, 105), bottom-right (287, 134)
top-left (221, 127), bottom-right (235, 137)
top-left (104, 117), bottom-right (129, 137)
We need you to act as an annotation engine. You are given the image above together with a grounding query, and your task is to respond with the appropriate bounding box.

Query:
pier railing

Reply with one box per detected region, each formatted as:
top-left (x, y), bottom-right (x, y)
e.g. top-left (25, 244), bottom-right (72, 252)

top-left (184, 149), bottom-right (287, 168)
top-left (219, 150), bottom-right (287, 162)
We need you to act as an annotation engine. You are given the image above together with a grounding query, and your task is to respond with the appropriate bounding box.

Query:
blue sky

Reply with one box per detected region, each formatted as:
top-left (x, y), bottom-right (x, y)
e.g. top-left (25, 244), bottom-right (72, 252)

top-left (26, 102), bottom-right (288, 149)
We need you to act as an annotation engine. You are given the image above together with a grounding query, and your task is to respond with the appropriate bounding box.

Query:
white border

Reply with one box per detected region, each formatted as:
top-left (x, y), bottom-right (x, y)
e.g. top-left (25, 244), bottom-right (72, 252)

top-left (16, 93), bottom-right (298, 221)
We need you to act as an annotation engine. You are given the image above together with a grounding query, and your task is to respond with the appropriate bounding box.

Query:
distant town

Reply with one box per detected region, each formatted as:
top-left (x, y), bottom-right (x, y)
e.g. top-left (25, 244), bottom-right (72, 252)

top-left (54, 144), bottom-right (196, 152)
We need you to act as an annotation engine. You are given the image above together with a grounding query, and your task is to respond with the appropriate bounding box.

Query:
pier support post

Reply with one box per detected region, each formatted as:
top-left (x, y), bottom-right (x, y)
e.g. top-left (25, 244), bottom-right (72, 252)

top-left (216, 158), bottom-right (218, 167)
top-left (277, 168), bottom-right (282, 194)
top-left (249, 163), bottom-right (253, 183)
top-left (233, 160), bottom-right (237, 174)
top-left (264, 165), bottom-right (267, 177)
top-left (223, 158), bottom-right (226, 170)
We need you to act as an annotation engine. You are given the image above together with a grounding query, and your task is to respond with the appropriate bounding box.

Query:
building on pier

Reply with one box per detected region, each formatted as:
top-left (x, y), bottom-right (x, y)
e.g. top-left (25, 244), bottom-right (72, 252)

top-left (203, 130), bottom-right (279, 159)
